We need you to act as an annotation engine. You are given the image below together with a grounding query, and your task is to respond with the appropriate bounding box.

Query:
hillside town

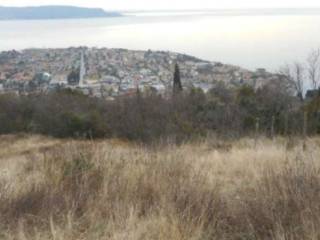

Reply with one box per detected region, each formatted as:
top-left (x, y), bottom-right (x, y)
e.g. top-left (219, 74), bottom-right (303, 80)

top-left (0, 47), bottom-right (282, 99)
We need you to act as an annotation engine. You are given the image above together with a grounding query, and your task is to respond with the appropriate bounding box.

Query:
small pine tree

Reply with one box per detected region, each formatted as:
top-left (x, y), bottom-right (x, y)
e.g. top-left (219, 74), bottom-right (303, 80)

top-left (173, 63), bottom-right (183, 96)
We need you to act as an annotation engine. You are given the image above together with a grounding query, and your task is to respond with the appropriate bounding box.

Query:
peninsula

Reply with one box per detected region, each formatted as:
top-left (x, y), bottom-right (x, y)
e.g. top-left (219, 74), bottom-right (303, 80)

top-left (0, 47), bottom-right (280, 99)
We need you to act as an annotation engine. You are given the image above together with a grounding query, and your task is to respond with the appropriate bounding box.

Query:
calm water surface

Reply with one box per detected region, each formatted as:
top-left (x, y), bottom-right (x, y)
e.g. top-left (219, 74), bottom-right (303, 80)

top-left (1, 13), bottom-right (320, 71)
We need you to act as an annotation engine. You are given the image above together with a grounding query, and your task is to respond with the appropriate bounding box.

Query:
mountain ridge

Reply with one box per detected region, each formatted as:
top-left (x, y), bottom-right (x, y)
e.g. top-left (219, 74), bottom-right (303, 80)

top-left (0, 6), bottom-right (121, 20)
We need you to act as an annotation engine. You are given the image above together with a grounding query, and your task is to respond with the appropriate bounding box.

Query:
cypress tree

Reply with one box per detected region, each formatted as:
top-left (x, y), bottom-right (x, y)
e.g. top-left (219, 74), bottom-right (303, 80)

top-left (173, 63), bottom-right (183, 96)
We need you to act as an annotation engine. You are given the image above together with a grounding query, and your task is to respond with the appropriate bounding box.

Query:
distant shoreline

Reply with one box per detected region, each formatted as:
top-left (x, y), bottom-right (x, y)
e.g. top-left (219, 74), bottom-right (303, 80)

top-left (0, 16), bottom-right (122, 22)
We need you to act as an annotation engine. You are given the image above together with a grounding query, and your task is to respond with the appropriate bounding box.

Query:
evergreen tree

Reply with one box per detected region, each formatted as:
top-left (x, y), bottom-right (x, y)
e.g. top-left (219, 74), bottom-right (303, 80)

top-left (67, 68), bottom-right (80, 85)
top-left (173, 63), bottom-right (183, 96)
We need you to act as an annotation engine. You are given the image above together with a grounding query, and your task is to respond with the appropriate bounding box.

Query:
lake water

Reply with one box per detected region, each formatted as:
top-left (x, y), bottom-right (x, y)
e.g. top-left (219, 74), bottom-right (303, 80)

top-left (1, 12), bottom-right (320, 71)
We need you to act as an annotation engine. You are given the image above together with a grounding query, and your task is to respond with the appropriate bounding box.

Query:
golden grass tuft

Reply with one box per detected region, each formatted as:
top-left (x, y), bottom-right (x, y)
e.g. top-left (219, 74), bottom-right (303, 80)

top-left (0, 135), bottom-right (319, 239)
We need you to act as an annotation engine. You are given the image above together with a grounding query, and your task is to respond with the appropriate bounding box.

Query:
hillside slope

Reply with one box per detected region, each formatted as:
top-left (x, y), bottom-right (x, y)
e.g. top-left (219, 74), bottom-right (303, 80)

top-left (0, 135), bottom-right (318, 239)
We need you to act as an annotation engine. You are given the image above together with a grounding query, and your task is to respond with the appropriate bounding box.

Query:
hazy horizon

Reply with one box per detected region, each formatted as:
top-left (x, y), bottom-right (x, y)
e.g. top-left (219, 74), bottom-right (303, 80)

top-left (1, 0), bottom-right (320, 11)
top-left (4, 5), bottom-right (320, 16)
top-left (3, 6), bottom-right (320, 11)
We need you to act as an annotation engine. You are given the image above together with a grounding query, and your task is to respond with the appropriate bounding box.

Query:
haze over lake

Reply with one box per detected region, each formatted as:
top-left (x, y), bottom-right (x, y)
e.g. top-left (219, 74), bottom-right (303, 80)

top-left (1, 10), bottom-right (320, 71)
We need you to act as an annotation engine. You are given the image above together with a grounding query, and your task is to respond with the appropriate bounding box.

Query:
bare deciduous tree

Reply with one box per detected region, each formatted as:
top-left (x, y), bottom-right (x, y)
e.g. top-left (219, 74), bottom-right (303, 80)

top-left (279, 62), bottom-right (305, 102)
top-left (307, 48), bottom-right (320, 90)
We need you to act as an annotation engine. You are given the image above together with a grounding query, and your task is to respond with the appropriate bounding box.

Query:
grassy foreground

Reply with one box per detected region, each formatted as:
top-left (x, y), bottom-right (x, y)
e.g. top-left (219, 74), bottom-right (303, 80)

top-left (0, 135), bottom-right (320, 239)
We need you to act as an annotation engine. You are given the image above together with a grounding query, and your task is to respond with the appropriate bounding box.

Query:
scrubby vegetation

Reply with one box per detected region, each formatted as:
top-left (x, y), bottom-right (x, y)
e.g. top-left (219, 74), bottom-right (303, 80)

top-left (1, 79), bottom-right (320, 142)
top-left (0, 135), bottom-right (319, 239)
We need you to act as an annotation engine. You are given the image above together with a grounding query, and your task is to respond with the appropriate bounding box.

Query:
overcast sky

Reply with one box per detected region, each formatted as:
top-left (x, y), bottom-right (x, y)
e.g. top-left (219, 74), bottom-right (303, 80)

top-left (1, 0), bottom-right (320, 11)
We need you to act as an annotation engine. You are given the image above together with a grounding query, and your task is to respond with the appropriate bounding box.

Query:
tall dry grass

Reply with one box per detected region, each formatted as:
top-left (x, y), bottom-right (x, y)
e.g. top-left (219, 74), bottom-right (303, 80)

top-left (0, 135), bottom-right (319, 239)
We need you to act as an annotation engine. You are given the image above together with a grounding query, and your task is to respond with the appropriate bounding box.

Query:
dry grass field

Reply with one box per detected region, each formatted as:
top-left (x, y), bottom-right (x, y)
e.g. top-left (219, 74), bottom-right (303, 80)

top-left (0, 134), bottom-right (320, 239)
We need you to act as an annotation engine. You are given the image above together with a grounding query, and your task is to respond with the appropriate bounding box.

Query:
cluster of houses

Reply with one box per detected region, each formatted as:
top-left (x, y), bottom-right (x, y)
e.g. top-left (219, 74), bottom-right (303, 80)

top-left (0, 47), bottom-right (281, 99)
